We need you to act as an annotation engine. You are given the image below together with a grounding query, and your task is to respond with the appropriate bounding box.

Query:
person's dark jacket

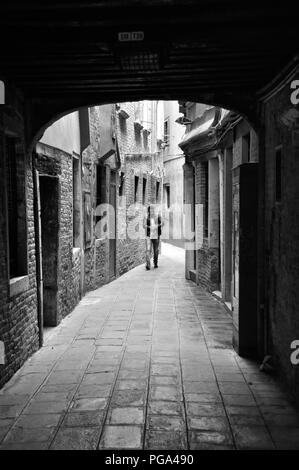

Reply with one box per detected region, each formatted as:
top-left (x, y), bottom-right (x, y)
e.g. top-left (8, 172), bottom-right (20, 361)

top-left (145, 215), bottom-right (162, 238)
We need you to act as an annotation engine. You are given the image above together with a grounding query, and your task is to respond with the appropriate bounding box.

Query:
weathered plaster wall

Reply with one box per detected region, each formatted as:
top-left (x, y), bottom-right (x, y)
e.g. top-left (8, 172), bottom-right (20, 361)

top-left (263, 79), bottom-right (299, 403)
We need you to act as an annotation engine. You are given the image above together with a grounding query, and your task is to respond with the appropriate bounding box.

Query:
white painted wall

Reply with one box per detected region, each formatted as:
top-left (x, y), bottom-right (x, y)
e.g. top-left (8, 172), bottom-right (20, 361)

top-left (156, 100), bottom-right (164, 142)
top-left (162, 101), bottom-right (185, 246)
top-left (163, 101), bottom-right (184, 161)
top-left (40, 111), bottom-right (81, 155)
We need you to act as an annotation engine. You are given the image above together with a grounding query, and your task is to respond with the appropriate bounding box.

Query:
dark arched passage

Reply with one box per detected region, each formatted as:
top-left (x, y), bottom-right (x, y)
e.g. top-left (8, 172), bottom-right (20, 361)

top-left (28, 90), bottom-right (260, 154)
top-left (0, 1), bottom-right (297, 150)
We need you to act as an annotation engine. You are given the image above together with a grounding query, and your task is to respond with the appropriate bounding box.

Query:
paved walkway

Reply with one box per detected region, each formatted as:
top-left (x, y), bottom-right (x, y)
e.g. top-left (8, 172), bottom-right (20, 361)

top-left (1, 243), bottom-right (299, 450)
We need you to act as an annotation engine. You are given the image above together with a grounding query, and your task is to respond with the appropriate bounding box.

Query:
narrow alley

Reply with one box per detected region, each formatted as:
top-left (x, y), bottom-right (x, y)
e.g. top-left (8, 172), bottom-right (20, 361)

top-left (1, 244), bottom-right (299, 450)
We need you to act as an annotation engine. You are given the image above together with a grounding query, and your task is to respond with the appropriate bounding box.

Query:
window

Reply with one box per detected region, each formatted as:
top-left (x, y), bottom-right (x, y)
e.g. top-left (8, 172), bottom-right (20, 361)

top-left (110, 169), bottom-right (116, 186)
top-left (97, 164), bottom-right (106, 207)
top-left (156, 181), bottom-right (160, 202)
top-left (243, 133), bottom-right (251, 162)
top-left (96, 164), bottom-right (106, 227)
top-left (164, 118), bottom-right (169, 146)
top-left (119, 172), bottom-right (125, 198)
top-left (135, 101), bottom-right (142, 122)
top-left (5, 136), bottom-right (27, 278)
top-left (134, 176), bottom-right (139, 203)
top-left (143, 131), bottom-right (148, 149)
top-left (164, 184), bottom-right (170, 209)
top-left (73, 156), bottom-right (80, 247)
top-left (275, 147), bottom-right (282, 202)
top-left (142, 177), bottom-right (147, 205)
top-left (204, 162), bottom-right (209, 238)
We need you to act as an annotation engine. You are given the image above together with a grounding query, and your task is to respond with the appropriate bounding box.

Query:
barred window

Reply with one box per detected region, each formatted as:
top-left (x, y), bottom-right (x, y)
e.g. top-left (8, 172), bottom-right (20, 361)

top-left (142, 177), bottom-right (147, 205)
top-left (134, 176), bottom-right (139, 203)
top-left (156, 180), bottom-right (160, 202)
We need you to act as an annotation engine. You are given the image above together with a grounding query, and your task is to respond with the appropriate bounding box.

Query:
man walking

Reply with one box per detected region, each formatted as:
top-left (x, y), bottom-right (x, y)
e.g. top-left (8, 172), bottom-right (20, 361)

top-left (143, 205), bottom-right (162, 270)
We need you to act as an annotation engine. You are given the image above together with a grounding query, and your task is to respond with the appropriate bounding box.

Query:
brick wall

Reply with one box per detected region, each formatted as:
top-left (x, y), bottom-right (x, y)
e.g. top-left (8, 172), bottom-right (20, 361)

top-left (95, 238), bottom-right (109, 286)
top-left (82, 106), bottom-right (110, 291)
top-left (116, 103), bottom-right (163, 274)
top-left (118, 156), bottom-right (149, 274)
top-left (193, 118), bottom-right (259, 295)
top-left (0, 101), bottom-right (39, 388)
top-left (82, 142), bottom-right (98, 292)
top-left (82, 103), bottom-right (163, 287)
top-left (35, 144), bottom-right (82, 324)
top-left (194, 160), bottom-right (219, 291)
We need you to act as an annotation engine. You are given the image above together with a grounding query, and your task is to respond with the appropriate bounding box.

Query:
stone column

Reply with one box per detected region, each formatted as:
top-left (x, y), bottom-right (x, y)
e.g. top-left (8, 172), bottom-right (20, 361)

top-left (222, 147), bottom-right (233, 301)
top-left (208, 158), bottom-right (220, 249)
top-left (208, 157), bottom-right (220, 288)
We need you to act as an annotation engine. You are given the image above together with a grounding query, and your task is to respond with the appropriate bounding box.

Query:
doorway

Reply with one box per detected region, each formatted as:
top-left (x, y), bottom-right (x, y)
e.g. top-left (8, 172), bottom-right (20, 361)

top-left (39, 175), bottom-right (60, 327)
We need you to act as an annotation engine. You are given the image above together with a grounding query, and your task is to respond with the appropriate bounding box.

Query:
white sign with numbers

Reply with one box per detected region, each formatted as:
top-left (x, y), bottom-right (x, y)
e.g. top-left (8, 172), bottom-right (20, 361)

top-left (118, 31), bottom-right (144, 42)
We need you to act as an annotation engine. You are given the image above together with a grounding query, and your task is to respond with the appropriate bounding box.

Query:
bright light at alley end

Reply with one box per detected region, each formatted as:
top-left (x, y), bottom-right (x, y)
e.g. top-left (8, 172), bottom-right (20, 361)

top-left (0, 81), bottom-right (5, 104)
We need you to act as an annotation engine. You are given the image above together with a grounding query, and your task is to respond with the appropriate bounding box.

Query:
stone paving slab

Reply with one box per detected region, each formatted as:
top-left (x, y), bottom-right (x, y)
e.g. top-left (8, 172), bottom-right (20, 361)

top-left (1, 243), bottom-right (299, 450)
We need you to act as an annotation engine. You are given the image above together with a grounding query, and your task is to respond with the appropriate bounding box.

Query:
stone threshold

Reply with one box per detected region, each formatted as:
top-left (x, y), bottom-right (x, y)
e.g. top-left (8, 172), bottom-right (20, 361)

top-left (212, 290), bottom-right (232, 315)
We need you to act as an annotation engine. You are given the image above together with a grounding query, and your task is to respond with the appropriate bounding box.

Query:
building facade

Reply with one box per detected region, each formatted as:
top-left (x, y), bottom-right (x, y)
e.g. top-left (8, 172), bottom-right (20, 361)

top-left (180, 104), bottom-right (260, 357)
top-left (161, 101), bottom-right (185, 247)
top-left (179, 68), bottom-right (299, 406)
top-left (0, 101), bottom-right (163, 388)
top-left (1, 69), bottom-right (299, 408)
